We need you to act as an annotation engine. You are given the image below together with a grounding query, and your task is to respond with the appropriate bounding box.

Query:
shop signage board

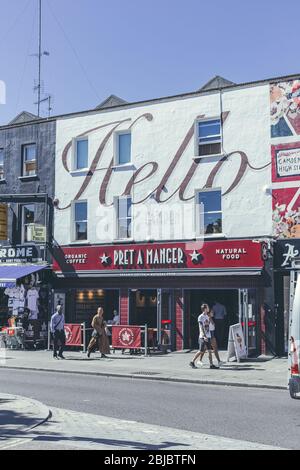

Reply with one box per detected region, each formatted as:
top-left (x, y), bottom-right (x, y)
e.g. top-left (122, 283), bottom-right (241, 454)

top-left (227, 323), bottom-right (247, 362)
top-left (112, 326), bottom-right (141, 349)
top-left (0, 245), bottom-right (42, 264)
top-left (0, 204), bottom-right (7, 240)
top-left (53, 240), bottom-right (265, 274)
top-left (272, 143), bottom-right (300, 182)
top-left (274, 240), bottom-right (300, 269)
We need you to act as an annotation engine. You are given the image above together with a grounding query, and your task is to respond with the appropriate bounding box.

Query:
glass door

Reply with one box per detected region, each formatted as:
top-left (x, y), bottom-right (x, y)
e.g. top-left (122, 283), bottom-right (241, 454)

top-left (239, 289), bottom-right (258, 356)
top-left (157, 289), bottom-right (174, 351)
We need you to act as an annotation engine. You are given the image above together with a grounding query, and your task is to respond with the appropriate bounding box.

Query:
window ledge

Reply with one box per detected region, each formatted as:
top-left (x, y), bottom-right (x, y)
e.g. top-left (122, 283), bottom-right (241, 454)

top-left (113, 238), bottom-right (134, 244)
top-left (193, 153), bottom-right (225, 161)
top-left (18, 175), bottom-right (39, 182)
top-left (70, 240), bottom-right (90, 245)
top-left (196, 234), bottom-right (226, 239)
top-left (70, 169), bottom-right (90, 177)
top-left (112, 163), bottom-right (135, 171)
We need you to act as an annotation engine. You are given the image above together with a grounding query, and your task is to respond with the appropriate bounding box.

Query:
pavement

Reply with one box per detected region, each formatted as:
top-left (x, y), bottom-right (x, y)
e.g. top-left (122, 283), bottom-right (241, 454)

top-left (0, 394), bottom-right (285, 450)
top-left (0, 347), bottom-right (288, 390)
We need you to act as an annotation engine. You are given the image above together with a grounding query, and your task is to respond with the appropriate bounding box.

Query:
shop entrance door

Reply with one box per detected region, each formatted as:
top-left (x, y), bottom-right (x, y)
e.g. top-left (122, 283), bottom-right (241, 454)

top-left (239, 289), bottom-right (257, 356)
top-left (157, 289), bottom-right (174, 351)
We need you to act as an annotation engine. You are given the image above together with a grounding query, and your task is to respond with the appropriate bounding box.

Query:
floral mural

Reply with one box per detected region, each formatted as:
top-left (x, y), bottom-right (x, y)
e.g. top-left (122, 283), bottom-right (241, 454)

top-left (273, 188), bottom-right (300, 238)
top-left (270, 80), bottom-right (300, 138)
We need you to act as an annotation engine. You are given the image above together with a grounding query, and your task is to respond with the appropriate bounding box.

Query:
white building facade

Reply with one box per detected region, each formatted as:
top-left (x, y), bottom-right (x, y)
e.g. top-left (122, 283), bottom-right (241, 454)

top-left (52, 75), bottom-right (300, 354)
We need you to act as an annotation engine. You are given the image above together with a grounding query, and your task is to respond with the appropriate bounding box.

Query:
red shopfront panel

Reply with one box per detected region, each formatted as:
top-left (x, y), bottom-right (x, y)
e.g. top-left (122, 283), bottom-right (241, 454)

top-left (175, 289), bottom-right (184, 351)
top-left (53, 240), bottom-right (265, 274)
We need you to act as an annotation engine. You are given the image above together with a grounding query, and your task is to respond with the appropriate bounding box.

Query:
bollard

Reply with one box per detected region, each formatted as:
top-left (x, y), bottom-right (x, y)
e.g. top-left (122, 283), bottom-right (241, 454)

top-left (47, 323), bottom-right (51, 351)
top-left (82, 323), bottom-right (86, 353)
top-left (144, 324), bottom-right (148, 357)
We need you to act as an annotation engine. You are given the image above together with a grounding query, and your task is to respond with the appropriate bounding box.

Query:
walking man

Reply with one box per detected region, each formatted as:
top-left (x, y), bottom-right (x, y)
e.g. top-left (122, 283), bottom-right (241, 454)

top-left (50, 305), bottom-right (66, 359)
top-left (189, 304), bottom-right (218, 369)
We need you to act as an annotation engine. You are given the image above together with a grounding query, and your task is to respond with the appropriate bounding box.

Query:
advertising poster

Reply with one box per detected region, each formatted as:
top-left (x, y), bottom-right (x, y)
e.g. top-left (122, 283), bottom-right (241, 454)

top-left (227, 323), bottom-right (247, 362)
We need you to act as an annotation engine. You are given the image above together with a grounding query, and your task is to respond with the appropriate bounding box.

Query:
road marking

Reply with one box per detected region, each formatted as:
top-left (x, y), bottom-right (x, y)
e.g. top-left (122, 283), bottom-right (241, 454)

top-left (0, 438), bottom-right (31, 450)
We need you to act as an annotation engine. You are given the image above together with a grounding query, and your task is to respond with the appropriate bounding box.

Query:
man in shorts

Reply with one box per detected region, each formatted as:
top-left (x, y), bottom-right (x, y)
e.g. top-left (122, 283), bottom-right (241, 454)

top-left (189, 303), bottom-right (218, 369)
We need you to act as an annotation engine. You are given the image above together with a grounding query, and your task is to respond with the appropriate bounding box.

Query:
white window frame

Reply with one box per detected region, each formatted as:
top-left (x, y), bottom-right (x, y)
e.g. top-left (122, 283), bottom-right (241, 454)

top-left (114, 131), bottom-right (132, 166)
top-left (22, 143), bottom-right (37, 177)
top-left (195, 187), bottom-right (223, 238)
top-left (114, 196), bottom-right (133, 241)
top-left (195, 117), bottom-right (222, 158)
top-left (21, 203), bottom-right (35, 244)
top-left (72, 200), bottom-right (88, 242)
top-left (72, 137), bottom-right (89, 172)
top-left (0, 148), bottom-right (4, 180)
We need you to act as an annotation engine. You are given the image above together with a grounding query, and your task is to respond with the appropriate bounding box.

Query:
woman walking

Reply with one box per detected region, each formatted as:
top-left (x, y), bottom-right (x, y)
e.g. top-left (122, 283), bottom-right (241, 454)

top-left (87, 307), bottom-right (110, 358)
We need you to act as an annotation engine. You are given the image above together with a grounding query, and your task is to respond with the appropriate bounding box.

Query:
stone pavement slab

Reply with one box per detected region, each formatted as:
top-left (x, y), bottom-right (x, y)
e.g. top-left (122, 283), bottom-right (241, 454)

top-left (0, 349), bottom-right (288, 390)
top-left (0, 406), bottom-right (286, 450)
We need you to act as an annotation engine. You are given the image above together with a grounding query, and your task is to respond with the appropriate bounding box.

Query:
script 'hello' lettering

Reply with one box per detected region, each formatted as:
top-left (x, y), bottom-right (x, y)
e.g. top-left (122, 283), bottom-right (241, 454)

top-left (58, 113), bottom-right (271, 210)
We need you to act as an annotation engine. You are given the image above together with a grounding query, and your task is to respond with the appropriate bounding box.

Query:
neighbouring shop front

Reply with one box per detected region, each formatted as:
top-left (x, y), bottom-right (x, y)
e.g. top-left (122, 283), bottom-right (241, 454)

top-left (52, 239), bottom-right (271, 355)
top-left (274, 239), bottom-right (300, 356)
top-left (0, 245), bottom-right (51, 347)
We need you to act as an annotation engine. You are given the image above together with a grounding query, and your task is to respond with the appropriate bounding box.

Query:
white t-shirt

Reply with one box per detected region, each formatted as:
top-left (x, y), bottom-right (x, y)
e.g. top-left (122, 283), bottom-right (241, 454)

top-left (198, 313), bottom-right (211, 339)
top-left (27, 288), bottom-right (39, 312)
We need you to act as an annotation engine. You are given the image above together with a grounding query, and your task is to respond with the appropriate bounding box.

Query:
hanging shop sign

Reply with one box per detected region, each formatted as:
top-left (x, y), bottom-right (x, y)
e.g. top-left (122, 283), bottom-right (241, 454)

top-left (53, 240), bottom-right (265, 274)
top-left (274, 240), bottom-right (300, 269)
top-left (0, 204), bottom-right (8, 240)
top-left (0, 245), bottom-right (42, 264)
top-left (112, 326), bottom-right (141, 349)
top-left (26, 224), bottom-right (47, 243)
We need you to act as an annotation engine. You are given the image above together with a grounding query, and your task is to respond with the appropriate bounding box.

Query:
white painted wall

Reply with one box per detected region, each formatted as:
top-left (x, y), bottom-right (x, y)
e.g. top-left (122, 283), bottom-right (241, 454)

top-left (54, 84), bottom-right (272, 245)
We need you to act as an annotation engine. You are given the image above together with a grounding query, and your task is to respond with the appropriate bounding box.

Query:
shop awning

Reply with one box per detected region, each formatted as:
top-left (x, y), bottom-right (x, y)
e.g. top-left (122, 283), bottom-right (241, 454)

top-left (0, 265), bottom-right (48, 288)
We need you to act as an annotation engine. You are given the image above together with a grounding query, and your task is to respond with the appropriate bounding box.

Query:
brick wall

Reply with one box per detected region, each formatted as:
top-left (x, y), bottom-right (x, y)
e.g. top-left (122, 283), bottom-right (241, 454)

top-left (175, 289), bottom-right (184, 351)
top-left (120, 288), bottom-right (129, 325)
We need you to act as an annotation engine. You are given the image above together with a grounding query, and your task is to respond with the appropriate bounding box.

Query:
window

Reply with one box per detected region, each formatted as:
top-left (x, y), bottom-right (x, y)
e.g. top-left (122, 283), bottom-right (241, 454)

top-left (73, 201), bottom-right (88, 241)
top-left (116, 132), bottom-right (131, 165)
top-left (116, 196), bottom-right (132, 239)
top-left (0, 149), bottom-right (4, 180)
top-left (197, 189), bottom-right (222, 235)
top-left (22, 204), bottom-right (35, 243)
top-left (197, 119), bottom-right (221, 156)
top-left (22, 144), bottom-right (37, 176)
top-left (74, 138), bottom-right (88, 170)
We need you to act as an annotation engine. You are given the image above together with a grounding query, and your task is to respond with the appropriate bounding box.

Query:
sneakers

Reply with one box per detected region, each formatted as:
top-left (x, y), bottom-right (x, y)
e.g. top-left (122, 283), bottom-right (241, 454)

top-left (189, 361), bottom-right (197, 369)
top-left (210, 364), bottom-right (219, 369)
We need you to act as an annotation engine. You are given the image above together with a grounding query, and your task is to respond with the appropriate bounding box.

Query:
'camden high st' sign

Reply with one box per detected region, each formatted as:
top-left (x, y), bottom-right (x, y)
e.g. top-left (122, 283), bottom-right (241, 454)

top-left (53, 240), bottom-right (265, 276)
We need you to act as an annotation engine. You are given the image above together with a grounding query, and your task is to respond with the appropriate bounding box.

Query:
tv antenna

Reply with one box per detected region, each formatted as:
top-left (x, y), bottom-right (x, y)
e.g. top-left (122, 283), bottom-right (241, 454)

top-left (32, 0), bottom-right (51, 117)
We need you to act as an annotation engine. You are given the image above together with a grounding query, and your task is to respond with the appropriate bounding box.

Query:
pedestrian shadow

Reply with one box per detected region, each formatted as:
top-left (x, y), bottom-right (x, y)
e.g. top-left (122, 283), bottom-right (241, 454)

top-left (2, 425), bottom-right (190, 450)
top-left (0, 409), bottom-right (46, 439)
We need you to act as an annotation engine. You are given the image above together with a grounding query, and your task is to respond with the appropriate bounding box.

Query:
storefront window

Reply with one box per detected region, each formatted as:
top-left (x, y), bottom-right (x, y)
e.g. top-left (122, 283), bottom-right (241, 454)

top-left (74, 289), bottom-right (119, 324)
top-left (130, 289), bottom-right (157, 328)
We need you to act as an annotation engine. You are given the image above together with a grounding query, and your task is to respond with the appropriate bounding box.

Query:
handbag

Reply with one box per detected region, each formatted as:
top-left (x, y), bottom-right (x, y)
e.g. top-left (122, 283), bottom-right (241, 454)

top-left (92, 329), bottom-right (100, 339)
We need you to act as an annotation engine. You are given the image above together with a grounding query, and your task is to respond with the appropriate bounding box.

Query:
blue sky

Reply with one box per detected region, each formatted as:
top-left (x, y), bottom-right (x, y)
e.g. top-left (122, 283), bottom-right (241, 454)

top-left (0, 0), bottom-right (299, 124)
